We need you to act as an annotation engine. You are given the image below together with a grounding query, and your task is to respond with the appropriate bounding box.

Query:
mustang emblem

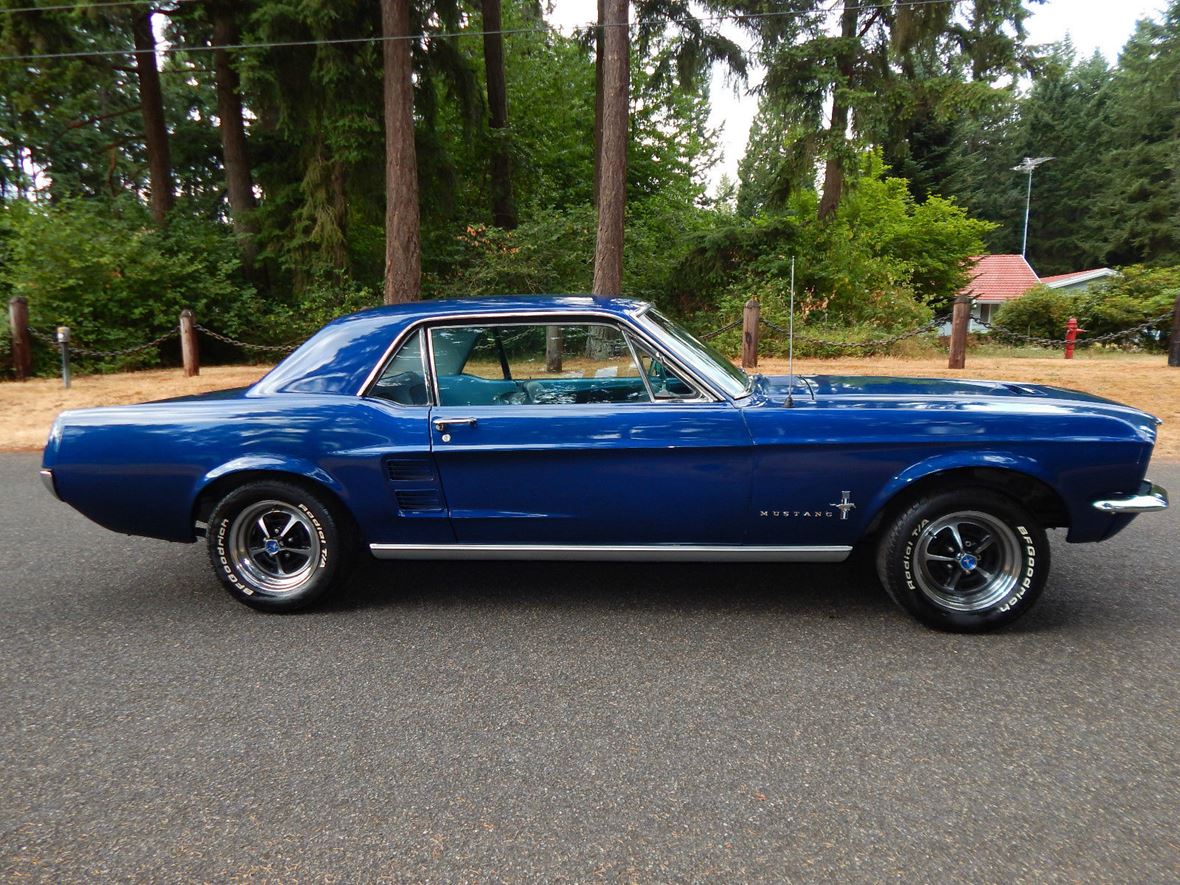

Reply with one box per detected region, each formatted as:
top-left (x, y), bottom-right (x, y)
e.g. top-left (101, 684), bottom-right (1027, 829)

top-left (760, 510), bottom-right (833, 518)
top-left (830, 491), bottom-right (856, 520)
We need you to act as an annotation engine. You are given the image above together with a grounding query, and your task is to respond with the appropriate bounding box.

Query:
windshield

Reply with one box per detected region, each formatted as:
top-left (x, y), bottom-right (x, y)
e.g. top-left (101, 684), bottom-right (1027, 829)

top-left (643, 308), bottom-right (751, 398)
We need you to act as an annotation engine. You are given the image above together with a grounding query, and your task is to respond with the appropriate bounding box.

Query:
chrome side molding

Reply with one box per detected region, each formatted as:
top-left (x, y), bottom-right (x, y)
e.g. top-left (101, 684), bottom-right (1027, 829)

top-left (1092, 481), bottom-right (1169, 514)
top-left (369, 543), bottom-right (853, 562)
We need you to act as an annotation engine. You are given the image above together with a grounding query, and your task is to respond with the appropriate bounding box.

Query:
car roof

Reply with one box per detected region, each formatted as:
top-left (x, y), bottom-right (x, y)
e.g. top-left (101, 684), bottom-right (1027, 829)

top-left (333, 294), bottom-right (649, 325)
top-left (251, 295), bottom-right (652, 397)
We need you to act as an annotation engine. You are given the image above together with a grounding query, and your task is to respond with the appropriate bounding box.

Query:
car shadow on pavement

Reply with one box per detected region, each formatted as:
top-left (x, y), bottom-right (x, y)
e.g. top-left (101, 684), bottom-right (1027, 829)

top-left (315, 550), bottom-right (897, 620)
top-left (304, 539), bottom-right (1103, 635)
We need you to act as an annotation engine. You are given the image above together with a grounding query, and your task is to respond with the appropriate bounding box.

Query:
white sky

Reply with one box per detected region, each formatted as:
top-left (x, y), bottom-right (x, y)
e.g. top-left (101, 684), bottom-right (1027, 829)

top-left (547, 0), bottom-right (1170, 192)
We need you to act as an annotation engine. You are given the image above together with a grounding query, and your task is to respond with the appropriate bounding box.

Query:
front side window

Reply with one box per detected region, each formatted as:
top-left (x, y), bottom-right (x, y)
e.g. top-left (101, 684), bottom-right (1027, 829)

top-left (430, 323), bottom-right (650, 406)
top-left (644, 308), bottom-right (750, 398)
top-left (629, 336), bottom-right (701, 401)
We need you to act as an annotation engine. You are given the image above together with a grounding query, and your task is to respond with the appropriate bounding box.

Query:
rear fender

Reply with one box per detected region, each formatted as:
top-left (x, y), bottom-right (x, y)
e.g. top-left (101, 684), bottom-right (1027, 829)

top-left (193, 456), bottom-right (349, 529)
top-left (200, 455), bottom-right (344, 494)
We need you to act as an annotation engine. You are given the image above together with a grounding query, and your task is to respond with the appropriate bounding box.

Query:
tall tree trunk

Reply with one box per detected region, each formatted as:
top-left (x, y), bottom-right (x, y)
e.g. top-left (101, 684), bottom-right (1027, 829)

top-left (381, 0), bottom-right (421, 304)
top-left (817, 0), bottom-right (858, 222)
top-left (481, 0), bottom-right (516, 229)
top-left (209, 0), bottom-right (258, 256)
top-left (132, 10), bottom-right (173, 224)
top-left (592, 0), bottom-right (628, 296)
top-left (592, 0), bottom-right (605, 208)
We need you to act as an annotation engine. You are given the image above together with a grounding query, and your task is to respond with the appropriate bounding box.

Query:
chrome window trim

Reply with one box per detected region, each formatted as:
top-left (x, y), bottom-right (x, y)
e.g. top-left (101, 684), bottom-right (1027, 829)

top-left (357, 308), bottom-right (726, 404)
top-left (624, 330), bottom-right (709, 404)
top-left (369, 543), bottom-right (853, 562)
top-left (633, 308), bottom-right (752, 401)
top-left (623, 331), bottom-right (657, 402)
top-left (359, 327), bottom-right (433, 409)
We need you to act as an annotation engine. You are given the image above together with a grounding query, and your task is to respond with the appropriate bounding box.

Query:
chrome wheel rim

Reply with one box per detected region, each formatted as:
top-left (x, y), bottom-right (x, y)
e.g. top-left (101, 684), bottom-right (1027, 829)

top-left (228, 500), bottom-right (320, 594)
top-left (912, 511), bottom-right (1021, 613)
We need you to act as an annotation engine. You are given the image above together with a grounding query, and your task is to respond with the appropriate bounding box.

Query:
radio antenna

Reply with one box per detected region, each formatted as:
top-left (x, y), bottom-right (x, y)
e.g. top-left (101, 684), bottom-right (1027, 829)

top-left (786, 255), bottom-right (796, 408)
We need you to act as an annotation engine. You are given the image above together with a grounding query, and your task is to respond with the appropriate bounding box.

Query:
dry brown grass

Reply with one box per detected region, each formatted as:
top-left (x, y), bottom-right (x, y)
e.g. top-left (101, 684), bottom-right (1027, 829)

top-left (2, 353), bottom-right (1176, 459)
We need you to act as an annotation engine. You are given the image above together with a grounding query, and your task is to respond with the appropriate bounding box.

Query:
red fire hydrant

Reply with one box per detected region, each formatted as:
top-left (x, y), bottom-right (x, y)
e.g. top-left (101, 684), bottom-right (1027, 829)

top-left (1064, 317), bottom-right (1085, 359)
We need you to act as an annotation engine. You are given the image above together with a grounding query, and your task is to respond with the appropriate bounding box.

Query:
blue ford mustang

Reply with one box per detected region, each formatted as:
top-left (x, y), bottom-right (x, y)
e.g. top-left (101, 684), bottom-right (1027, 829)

top-left (40, 296), bottom-right (1168, 630)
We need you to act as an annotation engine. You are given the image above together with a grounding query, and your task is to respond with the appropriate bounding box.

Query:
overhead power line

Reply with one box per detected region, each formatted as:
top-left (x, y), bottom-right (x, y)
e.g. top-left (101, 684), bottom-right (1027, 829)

top-left (0, 0), bottom-right (200, 14)
top-left (0, 0), bottom-right (966, 64)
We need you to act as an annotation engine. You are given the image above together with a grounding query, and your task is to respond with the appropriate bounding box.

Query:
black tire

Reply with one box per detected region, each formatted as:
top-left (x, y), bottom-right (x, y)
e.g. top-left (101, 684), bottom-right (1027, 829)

top-left (876, 488), bottom-right (1050, 632)
top-left (207, 479), bottom-right (355, 612)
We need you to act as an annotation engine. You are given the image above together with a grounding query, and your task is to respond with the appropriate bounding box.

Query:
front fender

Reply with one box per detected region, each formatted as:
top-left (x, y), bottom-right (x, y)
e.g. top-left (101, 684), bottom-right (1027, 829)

top-left (862, 450), bottom-right (1058, 530)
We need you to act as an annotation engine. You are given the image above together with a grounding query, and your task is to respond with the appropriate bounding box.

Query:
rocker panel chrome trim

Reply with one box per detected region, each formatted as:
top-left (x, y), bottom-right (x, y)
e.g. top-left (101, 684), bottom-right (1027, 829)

top-left (369, 543), bottom-right (853, 562)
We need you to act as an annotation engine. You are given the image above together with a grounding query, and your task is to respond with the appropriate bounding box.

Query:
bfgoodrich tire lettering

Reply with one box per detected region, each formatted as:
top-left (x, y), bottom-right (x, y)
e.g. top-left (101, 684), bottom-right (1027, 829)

top-left (207, 479), bottom-right (353, 612)
top-left (876, 488), bottom-right (1050, 632)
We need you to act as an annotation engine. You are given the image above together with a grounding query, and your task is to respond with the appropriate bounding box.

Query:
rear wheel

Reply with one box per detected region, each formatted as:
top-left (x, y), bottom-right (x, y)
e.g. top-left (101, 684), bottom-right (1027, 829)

top-left (207, 480), bottom-right (354, 612)
top-left (876, 488), bottom-right (1049, 632)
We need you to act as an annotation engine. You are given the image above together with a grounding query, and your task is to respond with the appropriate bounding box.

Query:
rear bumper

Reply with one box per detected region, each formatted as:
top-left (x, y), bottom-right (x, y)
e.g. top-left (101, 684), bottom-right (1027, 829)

top-left (1092, 481), bottom-right (1169, 514)
top-left (39, 468), bottom-right (59, 501)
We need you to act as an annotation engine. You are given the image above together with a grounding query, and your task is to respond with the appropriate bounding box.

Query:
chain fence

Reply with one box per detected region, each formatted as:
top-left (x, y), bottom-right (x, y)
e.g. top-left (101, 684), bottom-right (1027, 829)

top-left (971, 311), bottom-right (1174, 348)
top-left (26, 324), bottom-right (304, 359)
top-left (695, 310), bottom-right (1174, 352)
top-left (697, 319), bottom-right (744, 341)
top-left (29, 325), bottom-right (180, 358)
top-left (10, 303), bottom-right (1177, 382)
top-left (758, 315), bottom-right (951, 351)
top-left (194, 324), bottom-right (305, 355)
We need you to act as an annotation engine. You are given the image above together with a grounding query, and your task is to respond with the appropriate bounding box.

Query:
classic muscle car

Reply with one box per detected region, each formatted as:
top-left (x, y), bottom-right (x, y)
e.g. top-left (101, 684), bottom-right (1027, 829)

top-left (41, 296), bottom-right (1168, 630)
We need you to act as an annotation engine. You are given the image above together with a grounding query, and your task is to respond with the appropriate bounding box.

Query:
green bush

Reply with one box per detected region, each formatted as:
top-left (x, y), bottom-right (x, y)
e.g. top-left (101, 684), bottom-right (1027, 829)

top-left (990, 286), bottom-right (1078, 341)
top-left (669, 157), bottom-right (990, 337)
top-left (432, 206), bottom-right (596, 298)
top-left (0, 198), bottom-right (259, 373)
top-left (992, 266), bottom-right (1178, 348)
top-left (1077, 265), bottom-right (1178, 345)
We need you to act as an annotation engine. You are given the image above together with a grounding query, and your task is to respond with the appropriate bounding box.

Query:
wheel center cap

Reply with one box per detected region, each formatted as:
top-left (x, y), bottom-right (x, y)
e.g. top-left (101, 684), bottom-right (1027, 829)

top-left (957, 553), bottom-right (978, 572)
top-left (264, 538), bottom-right (281, 555)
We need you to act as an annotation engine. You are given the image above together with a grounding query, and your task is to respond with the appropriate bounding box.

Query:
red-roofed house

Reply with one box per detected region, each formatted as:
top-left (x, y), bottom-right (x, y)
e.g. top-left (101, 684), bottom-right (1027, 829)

top-left (1041, 268), bottom-right (1119, 292)
top-left (960, 254), bottom-right (1041, 326)
top-left (955, 256), bottom-right (1118, 330)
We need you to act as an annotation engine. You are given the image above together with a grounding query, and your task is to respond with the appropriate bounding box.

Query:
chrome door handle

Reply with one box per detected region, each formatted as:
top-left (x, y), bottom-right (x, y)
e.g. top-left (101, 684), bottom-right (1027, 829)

top-left (432, 417), bottom-right (478, 431)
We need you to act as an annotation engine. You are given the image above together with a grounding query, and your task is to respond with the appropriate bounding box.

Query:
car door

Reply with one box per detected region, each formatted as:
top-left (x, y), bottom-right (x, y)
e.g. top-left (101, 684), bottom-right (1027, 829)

top-left (425, 319), bottom-right (752, 546)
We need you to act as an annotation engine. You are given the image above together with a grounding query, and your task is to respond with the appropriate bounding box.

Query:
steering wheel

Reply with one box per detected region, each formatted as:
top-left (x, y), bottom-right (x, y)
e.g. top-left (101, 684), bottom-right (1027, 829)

top-left (495, 381), bottom-right (530, 405)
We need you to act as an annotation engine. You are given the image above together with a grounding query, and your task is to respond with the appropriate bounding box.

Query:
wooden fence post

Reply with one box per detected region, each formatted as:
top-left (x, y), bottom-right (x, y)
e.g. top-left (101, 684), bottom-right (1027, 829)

top-left (947, 294), bottom-right (972, 370)
top-left (8, 297), bottom-right (33, 381)
top-left (180, 309), bottom-right (199, 377)
top-left (1169, 291), bottom-right (1180, 368)
top-left (742, 298), bottom-right (760, 369)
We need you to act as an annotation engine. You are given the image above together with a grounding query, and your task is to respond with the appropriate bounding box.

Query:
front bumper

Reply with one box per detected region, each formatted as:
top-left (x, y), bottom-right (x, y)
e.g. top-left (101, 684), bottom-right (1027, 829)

top-left (1092, 481), bottom-right (1169, 514)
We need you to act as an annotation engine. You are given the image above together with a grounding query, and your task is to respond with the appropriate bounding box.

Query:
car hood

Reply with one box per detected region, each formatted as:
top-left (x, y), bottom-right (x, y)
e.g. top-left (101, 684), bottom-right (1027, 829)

top-left (755, 374), bottom-right (1161, 424)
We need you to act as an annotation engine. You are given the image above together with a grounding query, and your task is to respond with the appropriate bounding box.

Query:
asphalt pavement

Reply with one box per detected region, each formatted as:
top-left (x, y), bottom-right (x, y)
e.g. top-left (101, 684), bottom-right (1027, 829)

top-left (2, 452), bottom-right (1178, 883)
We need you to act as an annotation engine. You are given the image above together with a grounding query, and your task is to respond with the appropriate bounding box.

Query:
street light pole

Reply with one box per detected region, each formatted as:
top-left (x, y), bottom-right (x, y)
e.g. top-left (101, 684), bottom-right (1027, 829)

top-left (1012, 156), bottom-right (1053, 258)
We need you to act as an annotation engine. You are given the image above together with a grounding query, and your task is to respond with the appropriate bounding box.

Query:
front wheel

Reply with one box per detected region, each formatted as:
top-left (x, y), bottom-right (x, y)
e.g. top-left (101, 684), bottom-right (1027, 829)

top-left (876, 489), bottom-right (1050, 632)
top-left (207, 479), bottom-right (354, 612)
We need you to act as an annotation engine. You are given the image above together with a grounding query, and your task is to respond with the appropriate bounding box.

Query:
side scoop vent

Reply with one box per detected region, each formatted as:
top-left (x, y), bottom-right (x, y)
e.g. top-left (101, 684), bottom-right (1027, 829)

top-left (394, 490), bottom-right (444, 513)
top-left (387, 460), bottom-right (435, 482)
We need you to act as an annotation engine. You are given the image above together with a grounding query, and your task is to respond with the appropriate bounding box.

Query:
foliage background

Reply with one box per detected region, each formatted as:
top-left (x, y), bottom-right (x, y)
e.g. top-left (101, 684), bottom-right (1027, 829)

top-left (1, 0), bottom-right (1178, 374)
